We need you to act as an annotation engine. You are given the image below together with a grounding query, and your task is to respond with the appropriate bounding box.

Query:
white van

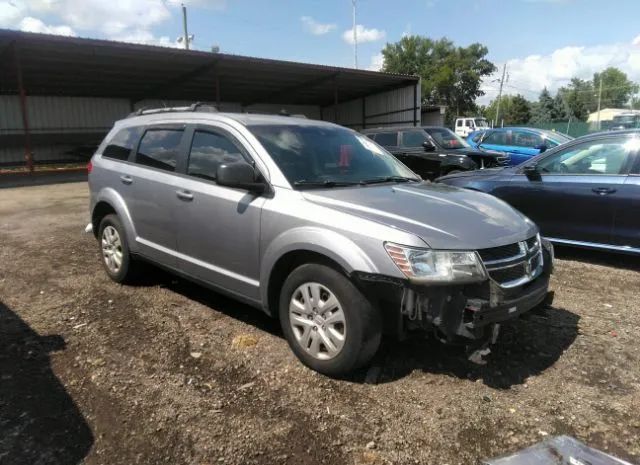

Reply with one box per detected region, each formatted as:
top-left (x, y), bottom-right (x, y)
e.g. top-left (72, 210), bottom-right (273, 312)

top-left (454, 117), bottom-right (489, 138)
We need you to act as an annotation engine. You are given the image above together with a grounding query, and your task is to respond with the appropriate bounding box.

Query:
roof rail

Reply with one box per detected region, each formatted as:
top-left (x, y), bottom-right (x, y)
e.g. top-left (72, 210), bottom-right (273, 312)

top-left (127, 102), bottom-right (218, 118)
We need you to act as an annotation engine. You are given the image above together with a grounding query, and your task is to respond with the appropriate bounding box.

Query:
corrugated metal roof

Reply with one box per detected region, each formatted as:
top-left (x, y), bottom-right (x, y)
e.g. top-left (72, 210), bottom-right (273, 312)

top-left (0, 29), bottom-right (418, 107)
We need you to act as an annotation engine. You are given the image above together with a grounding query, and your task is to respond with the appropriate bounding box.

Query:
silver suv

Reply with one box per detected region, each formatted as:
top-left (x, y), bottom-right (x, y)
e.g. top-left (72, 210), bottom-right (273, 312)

top-left (88, 105), bottom-right (554, 376)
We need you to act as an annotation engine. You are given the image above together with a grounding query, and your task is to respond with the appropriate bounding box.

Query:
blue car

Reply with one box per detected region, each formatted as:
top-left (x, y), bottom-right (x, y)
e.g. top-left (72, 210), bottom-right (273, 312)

top-left (467, 127), bottom-right (573, 166)
top-left (438, 130), bottom-right (640, 254)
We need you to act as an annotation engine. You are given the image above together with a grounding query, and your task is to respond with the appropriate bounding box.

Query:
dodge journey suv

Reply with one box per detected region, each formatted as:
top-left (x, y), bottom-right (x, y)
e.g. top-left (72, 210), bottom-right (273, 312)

top-left (88, 105), bottom-right (554, 376)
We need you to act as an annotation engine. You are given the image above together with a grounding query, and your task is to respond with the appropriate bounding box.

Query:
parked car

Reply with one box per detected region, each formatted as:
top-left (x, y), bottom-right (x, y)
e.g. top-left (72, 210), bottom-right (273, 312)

top-left (437, 130), bottom-right (640, 254)
top-left (467, 128), bottom-right (573, 166)
top-left (454, 117), bottom-right (489, 137)
top-left (609, 112), bottom-right (640, 131)
top-left (88, 106), bottom-right (554, 376)
top-left (362, 126), bottom-right (509, 179)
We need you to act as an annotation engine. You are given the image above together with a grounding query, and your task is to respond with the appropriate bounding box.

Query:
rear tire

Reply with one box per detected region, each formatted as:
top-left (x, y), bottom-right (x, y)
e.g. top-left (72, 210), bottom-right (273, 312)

top-left (98, 214), bottom-right (139, 284)
top-left (279, 263), bottom-right (382, 377)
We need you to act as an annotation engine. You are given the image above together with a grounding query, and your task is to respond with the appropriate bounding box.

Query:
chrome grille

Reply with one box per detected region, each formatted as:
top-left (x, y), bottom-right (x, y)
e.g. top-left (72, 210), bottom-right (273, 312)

top-left (478, 235), bottom-right (543, 288)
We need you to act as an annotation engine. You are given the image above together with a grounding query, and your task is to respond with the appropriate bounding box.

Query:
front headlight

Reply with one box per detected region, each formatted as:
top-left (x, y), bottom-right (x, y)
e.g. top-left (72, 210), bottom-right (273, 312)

top-left (385, 243), bottom-right (487, 283)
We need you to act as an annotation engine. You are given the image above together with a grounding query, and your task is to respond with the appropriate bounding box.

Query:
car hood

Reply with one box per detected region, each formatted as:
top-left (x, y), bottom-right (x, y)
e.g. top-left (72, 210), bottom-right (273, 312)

top-left (302, 182), bottom-right (537, 250)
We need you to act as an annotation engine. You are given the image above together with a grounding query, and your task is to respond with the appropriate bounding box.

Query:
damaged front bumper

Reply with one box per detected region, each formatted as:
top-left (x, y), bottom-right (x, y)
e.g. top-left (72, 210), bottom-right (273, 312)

top-left (353, 239), bottom-right (554, 348)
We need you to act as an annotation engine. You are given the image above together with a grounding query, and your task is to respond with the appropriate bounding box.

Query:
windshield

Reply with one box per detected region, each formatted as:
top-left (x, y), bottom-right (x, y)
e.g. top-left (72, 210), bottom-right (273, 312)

top-left (474, 118), bottom-right (489, 128)
top-left (613, 115), bottom-right (638, 124)
top-left (425, 127), bottom-right (470, 149)
top-left (248, 124), bottom-right (418, 188)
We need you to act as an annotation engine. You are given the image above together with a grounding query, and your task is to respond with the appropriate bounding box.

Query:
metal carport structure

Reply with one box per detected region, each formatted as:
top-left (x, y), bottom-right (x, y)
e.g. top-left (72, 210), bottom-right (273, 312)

top-left (0, 29), bottom-right (420, 170)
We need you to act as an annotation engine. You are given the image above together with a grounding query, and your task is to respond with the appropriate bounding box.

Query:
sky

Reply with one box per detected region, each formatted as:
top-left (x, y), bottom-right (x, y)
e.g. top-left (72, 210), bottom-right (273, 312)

top-left (1, 0), bottom-right (640, 105)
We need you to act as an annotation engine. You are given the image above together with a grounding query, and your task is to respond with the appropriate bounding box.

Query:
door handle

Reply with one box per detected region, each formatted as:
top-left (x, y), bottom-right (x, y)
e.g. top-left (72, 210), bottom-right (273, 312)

top-left (592, 187), bottom-right (616, 195)
top-left (120, 175), bottom-right (133, 185)
top-left (176, 190), bottom-right (194, 201)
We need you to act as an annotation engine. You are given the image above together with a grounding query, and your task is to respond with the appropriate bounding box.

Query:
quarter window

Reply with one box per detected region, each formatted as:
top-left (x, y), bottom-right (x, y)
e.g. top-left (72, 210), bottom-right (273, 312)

top-left (187, 130), bottom-right (246, 181)
top-left (536, 137), bottom-right (637, 175)
top-left (373, 132), bottom-right (398, 147)
top-left (135, 129), bottom-right (183, 172)
top-left (401, 130), bottom-right (427, 148)
top-left (102, 127), bottom-right (142, 161)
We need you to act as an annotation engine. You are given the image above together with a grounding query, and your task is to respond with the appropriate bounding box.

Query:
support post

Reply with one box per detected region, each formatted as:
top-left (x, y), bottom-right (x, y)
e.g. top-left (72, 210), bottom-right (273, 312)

top-left (414, 82), bottom-right (419, 126)
top-left (13, 43), bottom-right (33, 173)
top-left (215, 75), bottom-right (221, 107)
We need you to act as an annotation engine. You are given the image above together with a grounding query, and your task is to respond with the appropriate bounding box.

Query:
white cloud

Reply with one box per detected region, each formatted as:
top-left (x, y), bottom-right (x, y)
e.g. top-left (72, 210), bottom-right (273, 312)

top-left (300, 16), bottom-right (336, 35)
top-left (368, 53), bottom-right (384, 71)
top-left (478, 35), bottom-right (640, 105)
top-left (0, 0), bottom-right (226, 46)
top-left (166, 0), bottom-right (226, 8)
top-left (110, 29), bottom-right (180, 48)
top-left (19, 16), bottom-right (76, 36)
top-left (342, 25), bottom-right (386, 45)
top-left (0, 0), bottom-right (27, 27)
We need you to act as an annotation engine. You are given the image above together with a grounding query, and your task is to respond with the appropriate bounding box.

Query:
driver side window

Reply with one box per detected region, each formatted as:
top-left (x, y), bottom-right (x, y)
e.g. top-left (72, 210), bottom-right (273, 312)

top-left (536, 137), bottom-right (635, 175)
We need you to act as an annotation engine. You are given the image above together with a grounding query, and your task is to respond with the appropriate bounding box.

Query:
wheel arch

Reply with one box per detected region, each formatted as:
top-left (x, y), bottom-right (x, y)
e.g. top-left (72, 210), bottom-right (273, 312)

top-left (261, 228), bottom-right (379, 317)
top-left (91, 188), bottom-right (137, 250)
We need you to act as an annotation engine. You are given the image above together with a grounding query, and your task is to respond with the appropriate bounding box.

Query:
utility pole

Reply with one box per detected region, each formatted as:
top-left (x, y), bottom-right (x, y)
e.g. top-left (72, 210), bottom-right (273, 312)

top-left (596, 76), bottom-right (603, 130)
top-left (352, 0), bottom-right (358, 69)
top-left (494, 63), bottom-right (507, 127)
top-left (182, 3), bottom-right (190, 50)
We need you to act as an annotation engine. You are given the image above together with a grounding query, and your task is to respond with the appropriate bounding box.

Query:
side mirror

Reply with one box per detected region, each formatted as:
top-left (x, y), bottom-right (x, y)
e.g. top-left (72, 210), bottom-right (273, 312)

top-left (423, 140), bottom-right (436, 152)
top-left (535, 144), bottom-right (548, 153)
top-left (523, 164), bottom-right (542, 181)
top-left (216, 162), bottom-right (265, 193)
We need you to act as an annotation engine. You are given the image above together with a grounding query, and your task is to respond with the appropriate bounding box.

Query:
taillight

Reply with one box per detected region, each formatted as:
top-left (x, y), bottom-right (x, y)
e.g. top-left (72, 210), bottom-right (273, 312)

top-left (87, 160), bottom-right (93, 173)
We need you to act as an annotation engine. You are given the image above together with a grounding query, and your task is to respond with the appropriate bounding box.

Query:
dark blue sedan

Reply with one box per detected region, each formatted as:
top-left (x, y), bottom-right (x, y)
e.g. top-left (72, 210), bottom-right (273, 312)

top-left (438, 130), bottom-right (640, 254)
top-left (467, 127), bottom-right (573, 166)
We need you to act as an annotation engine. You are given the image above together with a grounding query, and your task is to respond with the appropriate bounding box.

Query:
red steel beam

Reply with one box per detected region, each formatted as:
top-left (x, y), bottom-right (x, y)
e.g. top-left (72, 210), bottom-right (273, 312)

top-left (12, 42), bottom-right (34, 173)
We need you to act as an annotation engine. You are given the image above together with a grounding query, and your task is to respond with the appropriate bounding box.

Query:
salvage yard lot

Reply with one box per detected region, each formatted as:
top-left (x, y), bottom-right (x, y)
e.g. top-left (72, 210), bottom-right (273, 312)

top-left (1, 182), bottom-right (639, 465)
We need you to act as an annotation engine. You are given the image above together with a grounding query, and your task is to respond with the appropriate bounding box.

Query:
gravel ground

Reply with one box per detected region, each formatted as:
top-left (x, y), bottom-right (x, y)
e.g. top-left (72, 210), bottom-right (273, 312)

top-left (1, 182), bottom-right (639, 465)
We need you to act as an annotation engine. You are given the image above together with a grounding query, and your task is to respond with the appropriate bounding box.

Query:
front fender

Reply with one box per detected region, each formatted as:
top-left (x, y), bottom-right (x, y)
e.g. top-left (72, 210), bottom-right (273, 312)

top-left (260, 227), bottom-right (379, 305)
top-left (93, 188), bottom-right (138, 252)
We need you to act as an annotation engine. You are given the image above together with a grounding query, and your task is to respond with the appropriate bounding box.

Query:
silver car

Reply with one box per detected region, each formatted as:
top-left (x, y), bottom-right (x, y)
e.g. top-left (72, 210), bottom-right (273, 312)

top-left (88, 106), bottom-right (554, 376)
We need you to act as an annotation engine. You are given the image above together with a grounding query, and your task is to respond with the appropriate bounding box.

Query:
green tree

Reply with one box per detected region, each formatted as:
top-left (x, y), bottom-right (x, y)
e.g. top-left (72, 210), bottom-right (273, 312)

top-left (530, 88), bottom-right (554, 123)
top-left (504, 94), bottom-right (531, 124)
top-left (382, 35), bottom-right (496, 123)
top-left (558, 78), bottom-right (594, 121)
top-left (593, 67), bottom-right (639, 108)
top-left (482, 94), bottom-right (531, 125)
top-left (552, 93), bottom-right (570, 121)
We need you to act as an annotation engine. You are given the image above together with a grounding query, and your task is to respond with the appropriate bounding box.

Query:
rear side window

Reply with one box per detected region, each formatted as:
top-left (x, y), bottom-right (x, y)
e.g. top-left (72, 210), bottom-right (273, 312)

top-left (374, 132), bottom-right (398, 147)
top-left (187, 130), bottom-right (246, 181)
top-left (135, 129), bottom-right (183, 172)
top-left (102, 127), bottom-right (142, 161)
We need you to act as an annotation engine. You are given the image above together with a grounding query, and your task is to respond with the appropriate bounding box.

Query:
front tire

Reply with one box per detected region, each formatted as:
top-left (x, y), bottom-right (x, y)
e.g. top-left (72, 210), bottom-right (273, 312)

top-left (279, 263), bottom-right (381, 377)
top-left (98, 214), bottom-right (139, 284)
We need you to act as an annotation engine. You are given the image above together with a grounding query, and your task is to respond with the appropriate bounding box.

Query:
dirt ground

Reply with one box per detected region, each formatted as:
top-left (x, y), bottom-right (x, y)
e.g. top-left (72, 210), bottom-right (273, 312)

top-left (1, 181), bottom-right (639, 465)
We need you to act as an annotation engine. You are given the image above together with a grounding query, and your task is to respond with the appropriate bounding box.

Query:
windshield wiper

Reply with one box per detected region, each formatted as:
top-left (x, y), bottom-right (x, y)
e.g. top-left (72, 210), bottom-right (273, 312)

top-left (359, 176), bottom-right (420, 185)
top-left (293, 179), bottom-right (360, 188)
